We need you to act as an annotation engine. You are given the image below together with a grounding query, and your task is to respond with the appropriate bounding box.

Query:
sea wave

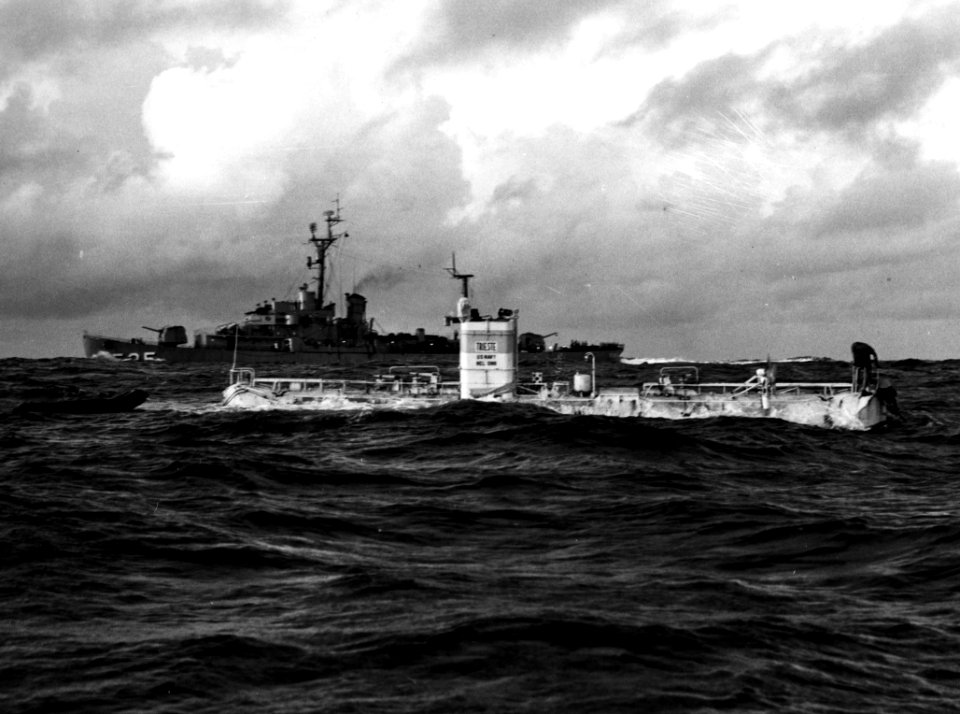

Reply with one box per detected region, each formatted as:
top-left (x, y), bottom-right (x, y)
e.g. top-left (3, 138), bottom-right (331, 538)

top-left (3, 358), bottom-right (960, 712)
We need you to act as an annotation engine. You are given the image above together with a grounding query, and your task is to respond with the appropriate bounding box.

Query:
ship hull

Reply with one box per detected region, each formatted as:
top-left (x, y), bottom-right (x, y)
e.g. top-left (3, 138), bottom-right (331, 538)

top-left (83, 334), bottom-right (623, 365)
top-left (84, 334), bottom-right (377, 365)
top-left (221, 380), bottom-right (887, 430)
top-left (540, 389), bottom-right (887, 430)
top-left (83, 334), bottom-right (164, 361)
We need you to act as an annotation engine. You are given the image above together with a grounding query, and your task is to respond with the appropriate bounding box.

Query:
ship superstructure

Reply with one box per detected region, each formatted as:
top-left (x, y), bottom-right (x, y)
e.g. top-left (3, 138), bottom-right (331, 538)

top-left (193, 202), bottom-right (375, 356)
top-left (82, 202), bottom-right (626, 364)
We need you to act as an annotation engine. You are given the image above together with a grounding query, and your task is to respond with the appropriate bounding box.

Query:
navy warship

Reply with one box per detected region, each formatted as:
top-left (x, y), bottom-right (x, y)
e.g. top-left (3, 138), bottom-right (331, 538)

top-left (82, 203), bottom-right (624, 364)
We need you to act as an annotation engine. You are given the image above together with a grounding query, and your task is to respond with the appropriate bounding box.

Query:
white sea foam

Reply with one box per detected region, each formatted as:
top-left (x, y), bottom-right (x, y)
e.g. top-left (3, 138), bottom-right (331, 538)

top-left (621, 355), bottom-right (833, 366)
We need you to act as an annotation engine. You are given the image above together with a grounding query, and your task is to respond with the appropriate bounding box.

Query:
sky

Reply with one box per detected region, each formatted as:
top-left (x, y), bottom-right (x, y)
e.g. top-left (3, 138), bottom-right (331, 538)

top-left (2, 0), bottom-right (960, 361)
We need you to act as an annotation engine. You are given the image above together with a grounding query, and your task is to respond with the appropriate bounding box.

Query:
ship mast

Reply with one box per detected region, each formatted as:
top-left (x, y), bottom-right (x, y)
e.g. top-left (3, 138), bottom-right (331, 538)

top-left (307, 198), bottom-right (347, 307)
top-left (445, 253), bottom-right (473, 298)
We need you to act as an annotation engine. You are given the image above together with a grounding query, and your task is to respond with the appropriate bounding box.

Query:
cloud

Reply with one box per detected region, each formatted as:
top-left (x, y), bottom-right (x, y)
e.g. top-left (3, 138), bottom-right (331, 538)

top-left (489, 176), bottom-right (540, 207)
top-left (812, 159), bottom-right (960, 237)
top-left (4, 0), bottom-right (960, 359)
top-left (0, 0), bottom-right (285, 70)
top-left (634, 7), bottom-right (960, 150)
top-left (414, 0), bottom-right (626, 62)
top-left (0, 84), bottom-right (66, 179)
top-left (780, 7), bottom-right (960, 134)
top-left (631, 51), bottom-right (771, 146)
top-left (602, 5), bottom-right (728, 57)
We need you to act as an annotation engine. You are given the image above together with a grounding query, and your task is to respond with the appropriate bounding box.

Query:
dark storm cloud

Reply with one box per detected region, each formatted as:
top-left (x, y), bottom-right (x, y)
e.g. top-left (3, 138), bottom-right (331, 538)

top-left (601, 5), bottom-right (732, 57)
top-left (0, 57), bottom-right (163, 199)
top-left (3, 0), bottom-right (959, 359)
top-left (0, 85), bottom-right (56, 175)
top-left (0, 232), bottom-right (127, 319)
top-left (0, 220), bottom-right (286, 320)
top-left (406, 0), bottom-right (723, 73)
top-left (624, 50), bottom-right (770, 145)
top-left (436, 0), bottom-right (621, 49)
top-left (632, 5), bottom-right (960, 147)
top-left (402, 0), bottom-right (626, 66)
top-left (813, 160), bottom-right (960, 237)
top-left (0, 1), bottom-right (285, 199)
top-left (338, 96), bottom-right (472, 239)
top-left (0, 79), bottom-right (147, 192)
top-left (0, 92), bottom-right (473, 326)
top-left (779, 8), bottom-right (960, 134)
top-left (0, 0), bottom-right (285, 69)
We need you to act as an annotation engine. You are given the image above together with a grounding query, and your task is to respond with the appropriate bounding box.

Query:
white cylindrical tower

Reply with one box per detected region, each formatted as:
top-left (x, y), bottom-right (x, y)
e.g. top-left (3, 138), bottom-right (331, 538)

top-left (459, 309), bottom-right (518, 399)
top-left (573, 372), bottom-right (592, 395)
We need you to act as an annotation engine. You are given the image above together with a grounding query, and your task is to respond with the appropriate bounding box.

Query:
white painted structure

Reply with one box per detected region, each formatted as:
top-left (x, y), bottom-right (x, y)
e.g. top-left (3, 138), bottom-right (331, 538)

top-left (458, 300), bottom-right (518, 399)
top-left (222, 298), bottom-right (894, 430)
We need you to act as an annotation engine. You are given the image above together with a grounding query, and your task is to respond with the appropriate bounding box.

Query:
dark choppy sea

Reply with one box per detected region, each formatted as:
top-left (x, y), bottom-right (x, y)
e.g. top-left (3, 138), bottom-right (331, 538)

top-left (2, 356), bottom-right (960, 713)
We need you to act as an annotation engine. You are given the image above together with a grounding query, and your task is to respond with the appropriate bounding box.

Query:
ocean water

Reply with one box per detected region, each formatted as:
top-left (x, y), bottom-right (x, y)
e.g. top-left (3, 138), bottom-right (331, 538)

top-left (2, 356), bottom-right (959, 713)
